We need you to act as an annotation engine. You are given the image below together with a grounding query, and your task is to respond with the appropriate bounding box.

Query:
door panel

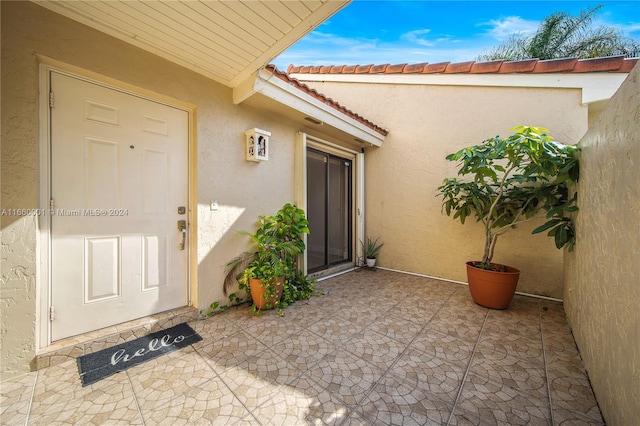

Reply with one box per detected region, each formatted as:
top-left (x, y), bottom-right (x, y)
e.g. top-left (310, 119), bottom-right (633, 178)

top-left (306, 148), bottom-right (353, 273)
top-left (50, 72), bottom-right (188, 340)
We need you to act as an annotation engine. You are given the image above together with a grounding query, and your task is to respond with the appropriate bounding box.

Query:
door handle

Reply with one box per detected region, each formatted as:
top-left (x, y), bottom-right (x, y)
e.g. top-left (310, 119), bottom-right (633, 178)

top-left (177, 220), bottom-right (187, 250)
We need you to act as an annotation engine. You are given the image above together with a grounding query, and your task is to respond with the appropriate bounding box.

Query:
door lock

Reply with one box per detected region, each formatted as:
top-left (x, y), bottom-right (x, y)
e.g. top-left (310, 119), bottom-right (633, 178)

top-left (177, 220), bottom-right (187, 250)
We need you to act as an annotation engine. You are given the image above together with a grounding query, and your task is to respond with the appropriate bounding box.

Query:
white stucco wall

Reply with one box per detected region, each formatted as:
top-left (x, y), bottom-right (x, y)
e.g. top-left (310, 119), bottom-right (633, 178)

top-left (564, 63), bottom-right (640, 425)
top-left (0, 1), bottom-right (315, 378)
top-left (295, 79), bottom-right (588, 298)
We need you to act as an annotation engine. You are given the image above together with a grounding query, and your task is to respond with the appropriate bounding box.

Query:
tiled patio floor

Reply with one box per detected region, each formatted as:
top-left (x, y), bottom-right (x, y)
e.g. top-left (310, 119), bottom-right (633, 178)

top-left (1, 269), bottom-right (603, 425)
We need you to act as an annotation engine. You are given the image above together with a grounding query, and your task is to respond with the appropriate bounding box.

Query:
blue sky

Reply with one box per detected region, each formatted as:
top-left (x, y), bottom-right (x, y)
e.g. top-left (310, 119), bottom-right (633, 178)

top-left (273, 1), bottom-right (640, 68)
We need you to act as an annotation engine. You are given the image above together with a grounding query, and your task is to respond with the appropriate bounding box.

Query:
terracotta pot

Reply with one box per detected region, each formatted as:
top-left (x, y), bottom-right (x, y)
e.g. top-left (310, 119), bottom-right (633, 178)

top-left (465, 261), bottom-right (521, 310)
top-left (249, 276), bottom-right (284, 310)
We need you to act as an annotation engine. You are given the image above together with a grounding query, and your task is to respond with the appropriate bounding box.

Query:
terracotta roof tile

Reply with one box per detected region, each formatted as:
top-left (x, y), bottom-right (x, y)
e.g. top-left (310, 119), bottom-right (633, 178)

top-left (470, 60), bottom-right (503, 73)
top-left (498, 59), bottom-right (538, 73)
top-left (386, 63), bottom-right (408, 73)
top-left (355, 64), bottom-right (373, 73)
top-left (370, 64), bottom-right (388, 73)
top-left (289, 57), bottom-right (638, 75)
top-left (620, 58), bottom-right (637, 72)
top-left (265, 65), bottom-right (388, 137)
top-left (444, 61), bottom-right (475, 73)
top-left (423, 62), bottom-right (450, 73)
top-left (532, 58), bottom-right (579, 73)
top-left (404, 62), bottom-right (428, 73)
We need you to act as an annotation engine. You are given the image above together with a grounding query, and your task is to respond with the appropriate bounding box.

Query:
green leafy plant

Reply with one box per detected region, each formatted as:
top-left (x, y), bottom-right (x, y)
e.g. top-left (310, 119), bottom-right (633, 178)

top-left (437, 125), bottom-right (579, 271)
top-left (224, 203), bottom-right (315, 311)
top-left (361, 237), bottom-right (384, 259)
top-left (200, 292), bottom-right (241, 318)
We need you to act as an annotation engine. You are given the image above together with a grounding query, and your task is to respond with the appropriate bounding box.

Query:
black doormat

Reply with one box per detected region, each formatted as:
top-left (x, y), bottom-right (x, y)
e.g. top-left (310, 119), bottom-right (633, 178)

top-left (77, 322), bottom-right (202, 386)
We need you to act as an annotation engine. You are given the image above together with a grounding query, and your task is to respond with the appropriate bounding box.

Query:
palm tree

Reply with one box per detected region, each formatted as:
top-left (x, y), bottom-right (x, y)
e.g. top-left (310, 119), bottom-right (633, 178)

top-left (477, 5), bottom-right (640, 62)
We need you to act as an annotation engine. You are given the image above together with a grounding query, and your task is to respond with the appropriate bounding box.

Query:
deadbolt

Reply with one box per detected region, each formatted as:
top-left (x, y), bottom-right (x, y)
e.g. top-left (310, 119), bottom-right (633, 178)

top-left (177, 206), bottom-right (186, 215)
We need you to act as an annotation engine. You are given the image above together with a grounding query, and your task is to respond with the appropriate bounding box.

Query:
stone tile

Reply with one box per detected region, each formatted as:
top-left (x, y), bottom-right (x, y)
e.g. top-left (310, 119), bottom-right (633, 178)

top-left (342, 328), bottom-right (409, 370)
top-left (304, 348), bottom-right (384, 407)
top-left (128, 346), bottom-right (251, 425)
top-left (237, 347), bottom-right (305, 387)
top-left (278, 328), bottom-right (337, 372)
top-left (365, 312), bottom-right (425, 344)
top-left (410, 330), bottom-right (476, 366)
top-left (0, 371), bottom-right (37, 425)
top-left (342, 410), bottom-right (373, 425)
top-left (357, 348), bottom-right (462, 425)
top-left (335, 305), bottom-right (382, 328)
top-left (242, 314), bottom-right (306, 347)
top-left (426, 309), bottom-right (487, 344)
top-left (482, 310), bottom-right (542, 339)
top-left (137, 373), bottom-right (251, 425)
top-left (308, 316), bottom-right (365, 346)
top-left (387, 301), bottom-right (442, 326)
top-left (190, 316), bottom-right (243, 345)
top-left (27, 360), bottom-right (141, 425)
top-left (129, 347), bottom-right (218, 404)
top-left (277, 302), bottom-right (327, 328)
top-left (548, 364), bottom-right (604, 424)
top-left (245, 393), bottom-right (322, 426)
top-left (196, 330), bottom-right (267, 371)
top-left (475, 332), bottom-right (545, 362)
top-left (451, 372), bottom-right (551, 425)
top-left (36, 344), bottom-right (85, 369)
top-left (218, 363), bottom-right (285, 410)
top-left (256, 374), bottom-right (352, 425)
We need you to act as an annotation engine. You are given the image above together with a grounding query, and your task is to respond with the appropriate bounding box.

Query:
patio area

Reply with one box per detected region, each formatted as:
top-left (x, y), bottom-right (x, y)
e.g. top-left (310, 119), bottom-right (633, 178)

top-left (1, 269), bottom-right (603, 425)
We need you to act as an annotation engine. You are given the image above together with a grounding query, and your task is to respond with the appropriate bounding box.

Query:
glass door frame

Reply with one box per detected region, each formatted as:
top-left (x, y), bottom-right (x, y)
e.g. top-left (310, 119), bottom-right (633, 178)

top-left (306, 147), bottom-right (353, 273)
top-left (295, 133), bottom-right (365, 276)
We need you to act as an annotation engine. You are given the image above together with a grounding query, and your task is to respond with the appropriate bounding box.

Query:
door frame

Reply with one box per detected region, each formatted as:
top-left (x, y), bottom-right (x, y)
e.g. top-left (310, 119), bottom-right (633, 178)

top-left (37, 58), bottom-right (197, 349)
top-left (295, 133), bottom-right (364, 276)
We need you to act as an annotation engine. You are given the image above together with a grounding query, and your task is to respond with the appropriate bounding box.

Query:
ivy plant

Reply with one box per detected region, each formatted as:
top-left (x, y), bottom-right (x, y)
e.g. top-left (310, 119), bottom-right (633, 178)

top-left (437, 125), bottom-right (579, 270)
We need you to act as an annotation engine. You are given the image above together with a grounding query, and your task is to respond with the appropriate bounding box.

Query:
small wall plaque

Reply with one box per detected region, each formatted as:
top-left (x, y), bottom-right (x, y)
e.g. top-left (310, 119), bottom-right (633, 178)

top-left (245, 128), bottom-right (270, 162)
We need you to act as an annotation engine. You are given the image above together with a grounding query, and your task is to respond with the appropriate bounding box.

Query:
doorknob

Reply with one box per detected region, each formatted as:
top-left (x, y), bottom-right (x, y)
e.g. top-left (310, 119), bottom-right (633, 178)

top-left (177, 220), bottom-right (187, 250)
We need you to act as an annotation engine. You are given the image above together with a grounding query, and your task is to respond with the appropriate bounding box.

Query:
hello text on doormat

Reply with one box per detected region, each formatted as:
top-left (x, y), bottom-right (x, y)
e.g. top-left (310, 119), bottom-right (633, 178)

top-left (76, 322), bottom-right (202, 386)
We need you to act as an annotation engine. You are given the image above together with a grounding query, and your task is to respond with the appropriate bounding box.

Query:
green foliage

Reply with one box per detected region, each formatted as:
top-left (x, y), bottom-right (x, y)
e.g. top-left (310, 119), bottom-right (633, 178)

top-left (279, 271), bottom-right (317, 308)
top-left (477, 5), bottom-right (640, 61)
top-left (437, 126), bottom-right (579, 269)
top-left (223, 203), bottom-right (315, 312)
top-left (199, 292), bottom-right (241, 318)
top-left (361, 236), bottom-right (384, 259)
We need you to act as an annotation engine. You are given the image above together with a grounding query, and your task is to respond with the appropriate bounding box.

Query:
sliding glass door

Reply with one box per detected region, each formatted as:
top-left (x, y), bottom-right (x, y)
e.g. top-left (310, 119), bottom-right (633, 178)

top-left (307, 148), bottom-right (353, 272)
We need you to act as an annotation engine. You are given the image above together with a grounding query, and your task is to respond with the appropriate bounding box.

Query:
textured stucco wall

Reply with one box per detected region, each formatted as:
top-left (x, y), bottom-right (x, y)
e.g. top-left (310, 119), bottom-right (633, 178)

top-left (1, 1), bottom-right (303, 377)
top-left (564, 63), bottom-right (640, 425)
top-left (299, 80), bottom-right (587, 298)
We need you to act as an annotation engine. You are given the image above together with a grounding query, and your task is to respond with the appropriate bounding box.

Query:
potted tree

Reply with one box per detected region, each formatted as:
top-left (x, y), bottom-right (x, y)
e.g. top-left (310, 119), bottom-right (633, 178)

top-left (437, 126), bottom-right (579, 309)
top-left (224, 203), bottom-right (313, 312)
top-left (361, 237), bottom-right (384, 267)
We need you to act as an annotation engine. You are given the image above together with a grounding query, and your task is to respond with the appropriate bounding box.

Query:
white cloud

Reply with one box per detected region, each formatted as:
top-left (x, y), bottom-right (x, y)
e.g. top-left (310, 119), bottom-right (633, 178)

top-left (402, 29), bottom-right (435, 47)
top-left (481, 16), bottom-right (539, 41)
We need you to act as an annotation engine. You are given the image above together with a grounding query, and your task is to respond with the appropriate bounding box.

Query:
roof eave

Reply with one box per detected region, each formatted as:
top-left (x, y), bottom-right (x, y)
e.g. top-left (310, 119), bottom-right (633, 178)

top-left (234, 68), bottom-right (386, 147)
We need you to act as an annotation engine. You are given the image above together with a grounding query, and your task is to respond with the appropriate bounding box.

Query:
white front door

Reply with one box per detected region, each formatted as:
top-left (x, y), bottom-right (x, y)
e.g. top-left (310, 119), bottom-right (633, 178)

top-left (49, 72), bottom-right (189, 341)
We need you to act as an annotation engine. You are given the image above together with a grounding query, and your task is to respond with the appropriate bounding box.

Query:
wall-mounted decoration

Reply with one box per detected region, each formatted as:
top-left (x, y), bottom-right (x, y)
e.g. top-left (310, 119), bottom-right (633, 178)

top-left (245, 128), bottom-right (271, 162)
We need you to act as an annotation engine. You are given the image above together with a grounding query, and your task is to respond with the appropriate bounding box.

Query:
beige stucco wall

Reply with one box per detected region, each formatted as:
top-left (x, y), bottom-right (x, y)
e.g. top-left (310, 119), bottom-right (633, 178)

top-left (1, 1), bottom-right (320, 378)
top-left (564, 63), bottom-right (640, 425)
top-left (299, 80), bottom-right (588, 298)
